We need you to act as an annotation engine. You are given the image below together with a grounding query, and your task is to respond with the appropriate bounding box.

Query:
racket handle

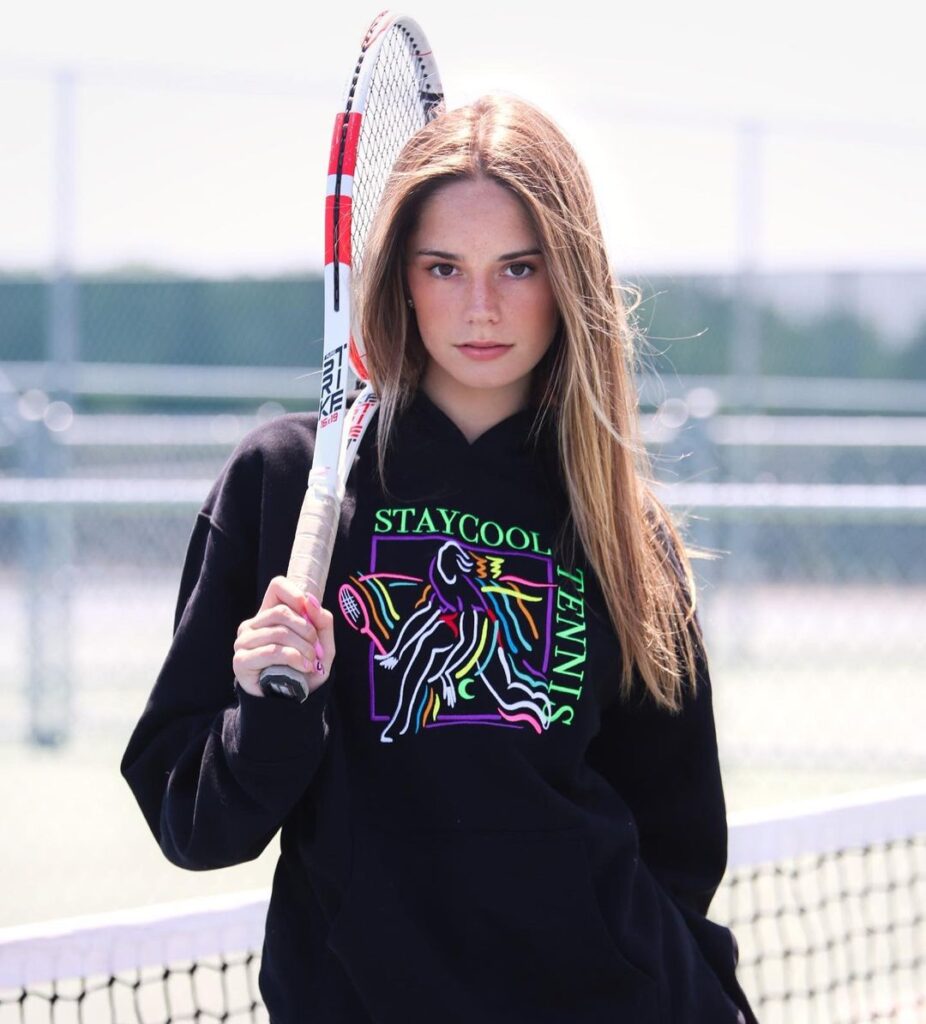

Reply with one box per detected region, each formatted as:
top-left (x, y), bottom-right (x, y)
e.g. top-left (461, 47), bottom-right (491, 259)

top-left (258, 479), bottom-right (341, 702)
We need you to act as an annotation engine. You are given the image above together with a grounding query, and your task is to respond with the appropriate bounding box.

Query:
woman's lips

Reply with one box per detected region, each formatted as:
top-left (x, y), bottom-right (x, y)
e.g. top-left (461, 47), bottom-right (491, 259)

top-left (457, 342), bottom-right (511, 361)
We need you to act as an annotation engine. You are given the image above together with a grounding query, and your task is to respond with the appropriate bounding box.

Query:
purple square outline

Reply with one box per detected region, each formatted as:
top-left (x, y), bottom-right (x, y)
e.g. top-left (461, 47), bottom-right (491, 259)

top-left (368, 534), bottom-right (555, 728)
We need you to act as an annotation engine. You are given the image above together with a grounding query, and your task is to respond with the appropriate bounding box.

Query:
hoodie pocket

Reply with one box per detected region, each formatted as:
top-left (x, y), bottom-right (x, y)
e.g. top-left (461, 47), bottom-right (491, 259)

top-left (326, 825), bottom-right (660, 1023)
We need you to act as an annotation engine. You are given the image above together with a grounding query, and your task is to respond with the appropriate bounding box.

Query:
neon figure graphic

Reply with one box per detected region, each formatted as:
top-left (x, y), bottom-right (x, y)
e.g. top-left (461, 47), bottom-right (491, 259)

top-left (338, 538), bottom-right (561, 744)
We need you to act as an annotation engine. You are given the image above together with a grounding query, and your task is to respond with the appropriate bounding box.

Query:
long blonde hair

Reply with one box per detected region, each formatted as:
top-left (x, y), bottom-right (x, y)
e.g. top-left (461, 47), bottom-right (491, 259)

top-left (357, 94), bottom-right (702, 712)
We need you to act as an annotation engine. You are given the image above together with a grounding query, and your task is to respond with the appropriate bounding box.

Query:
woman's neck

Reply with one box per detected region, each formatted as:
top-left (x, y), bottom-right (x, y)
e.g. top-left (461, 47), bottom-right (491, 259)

top-left (420, 374), bottom-right (530, 444)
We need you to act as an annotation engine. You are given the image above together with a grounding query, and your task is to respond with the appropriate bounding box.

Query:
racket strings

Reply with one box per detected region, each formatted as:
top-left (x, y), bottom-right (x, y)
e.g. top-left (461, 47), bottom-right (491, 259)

top-left (352, 26), bottom-right (442, 278)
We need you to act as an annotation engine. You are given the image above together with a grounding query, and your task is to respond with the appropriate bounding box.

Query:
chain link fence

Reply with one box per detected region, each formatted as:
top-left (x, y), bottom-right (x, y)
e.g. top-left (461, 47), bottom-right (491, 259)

top-left (1, 351), bottom-right (924, 775)
top-left (3, 57), bottom-right (925, 788)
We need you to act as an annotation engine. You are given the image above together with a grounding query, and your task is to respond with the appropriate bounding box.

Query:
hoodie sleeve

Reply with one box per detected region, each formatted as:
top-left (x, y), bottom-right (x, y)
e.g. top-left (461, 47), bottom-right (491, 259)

top-left (120, 430), bottom-right (333, 870)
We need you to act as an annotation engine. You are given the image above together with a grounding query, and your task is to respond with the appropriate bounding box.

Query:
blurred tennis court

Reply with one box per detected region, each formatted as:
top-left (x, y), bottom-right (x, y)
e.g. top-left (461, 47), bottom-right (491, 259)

top-left (2, 393), bottom-right (924, 1022)
top-left (0, 569), bottom-right (922, 924)
top-left (2, 32), bottom-right (926, 1022)
top-left (1, 752), bottom-right (922, 1022)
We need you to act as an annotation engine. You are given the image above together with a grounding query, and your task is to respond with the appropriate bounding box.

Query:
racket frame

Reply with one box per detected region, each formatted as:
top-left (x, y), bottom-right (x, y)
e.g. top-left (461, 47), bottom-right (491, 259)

top-left (258, 11), bottom-right (444, 702)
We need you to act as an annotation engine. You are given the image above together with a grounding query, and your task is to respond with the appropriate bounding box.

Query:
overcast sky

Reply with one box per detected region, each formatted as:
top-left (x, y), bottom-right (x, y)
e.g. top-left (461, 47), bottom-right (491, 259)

top-left (2, 0), bottom-right (924, 275)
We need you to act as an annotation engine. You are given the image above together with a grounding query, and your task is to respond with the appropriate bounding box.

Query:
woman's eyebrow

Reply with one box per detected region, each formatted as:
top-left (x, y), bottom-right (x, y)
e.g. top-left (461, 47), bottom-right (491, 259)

top-left (413, 248), bottom-right (543, 261)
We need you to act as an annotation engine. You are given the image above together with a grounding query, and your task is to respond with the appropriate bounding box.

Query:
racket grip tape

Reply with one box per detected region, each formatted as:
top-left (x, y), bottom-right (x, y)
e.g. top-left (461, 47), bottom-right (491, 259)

top-left (258, 484), bottom-right (341, 702)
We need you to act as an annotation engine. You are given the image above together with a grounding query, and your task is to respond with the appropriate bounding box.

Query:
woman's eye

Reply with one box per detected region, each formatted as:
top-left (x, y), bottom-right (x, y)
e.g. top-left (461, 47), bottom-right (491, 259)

top-left (506, 263), bottom-right (534, 278)
top-left (428, 263), bottom-right (457, 278)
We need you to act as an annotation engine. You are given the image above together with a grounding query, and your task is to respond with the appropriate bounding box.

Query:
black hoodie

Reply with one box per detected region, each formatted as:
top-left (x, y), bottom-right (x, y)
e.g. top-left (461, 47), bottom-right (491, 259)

top-left (121, 390), bottom-right (757, 1023)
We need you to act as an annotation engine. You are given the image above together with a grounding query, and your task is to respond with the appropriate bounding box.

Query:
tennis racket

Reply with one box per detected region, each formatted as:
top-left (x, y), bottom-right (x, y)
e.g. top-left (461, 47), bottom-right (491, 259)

top-left (259, 10), bottom-right (445, 701)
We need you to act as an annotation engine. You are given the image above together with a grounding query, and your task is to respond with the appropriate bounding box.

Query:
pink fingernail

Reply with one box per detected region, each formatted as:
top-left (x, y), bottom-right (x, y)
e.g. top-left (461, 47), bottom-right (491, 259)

top-left (307, 594), bottom-right (320, 609)
top-left (314, 641), bottom-right (324, 660)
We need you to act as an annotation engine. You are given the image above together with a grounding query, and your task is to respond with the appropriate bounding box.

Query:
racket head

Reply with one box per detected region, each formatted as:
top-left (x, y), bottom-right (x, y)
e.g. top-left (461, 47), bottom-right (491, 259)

top-left (315, 10), bottom-right (444, 486)
top-left (338, 581), bottom-right (373, 634)
top-left (327, 11), bottom-right (445, 382)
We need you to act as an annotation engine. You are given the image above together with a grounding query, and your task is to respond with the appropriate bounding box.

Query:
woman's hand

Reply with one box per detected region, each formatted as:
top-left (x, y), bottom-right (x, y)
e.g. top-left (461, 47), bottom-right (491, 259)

top-left (233, 576), bottom-right (336, 697)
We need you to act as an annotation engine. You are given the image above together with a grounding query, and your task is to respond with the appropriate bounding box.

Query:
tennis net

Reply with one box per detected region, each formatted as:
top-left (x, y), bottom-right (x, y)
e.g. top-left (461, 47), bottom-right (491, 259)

top-left (1, 780), bottom-right (924, 1023)
top-left (0, 891), bottom-right (268, 1023)
top-left (714, 778), bottom-right (926, 1023)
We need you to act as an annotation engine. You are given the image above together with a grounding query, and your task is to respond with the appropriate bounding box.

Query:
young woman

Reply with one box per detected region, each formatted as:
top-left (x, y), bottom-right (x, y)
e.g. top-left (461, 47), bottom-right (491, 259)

top-left (122, 95), bottom-right (758, 1023)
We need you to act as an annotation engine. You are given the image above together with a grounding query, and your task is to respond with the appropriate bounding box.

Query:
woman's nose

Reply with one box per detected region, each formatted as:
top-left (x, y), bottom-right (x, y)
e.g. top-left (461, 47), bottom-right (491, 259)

top-left (465, 275), bottom-right (500, 325)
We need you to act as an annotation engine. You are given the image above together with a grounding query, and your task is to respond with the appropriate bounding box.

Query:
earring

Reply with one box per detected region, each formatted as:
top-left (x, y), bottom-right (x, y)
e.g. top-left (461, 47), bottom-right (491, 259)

top-left (406, 297), bottom-right (415, 309)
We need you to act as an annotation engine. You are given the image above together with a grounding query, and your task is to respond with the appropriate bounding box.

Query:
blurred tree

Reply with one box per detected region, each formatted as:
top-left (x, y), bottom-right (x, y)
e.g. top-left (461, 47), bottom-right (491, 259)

top-left (1, 272), bottom-right (919, 380)
top-left (0, 279), bottom-right (45, 360)
top-left (629, 277), bottom-right (732, 376)
top-left (79, 277), bottom-right (324, 365)
top-left (896, 318), bottom-right (926, 379)
top-left (634, 276), bottom-right (908, 380)
top-left (760, 308), bottom-right (890, 378)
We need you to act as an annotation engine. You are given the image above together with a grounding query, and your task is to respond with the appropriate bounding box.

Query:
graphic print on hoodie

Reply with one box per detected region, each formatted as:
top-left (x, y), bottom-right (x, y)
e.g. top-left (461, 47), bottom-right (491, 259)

top-left (337, 503), bottom-right (588, 744)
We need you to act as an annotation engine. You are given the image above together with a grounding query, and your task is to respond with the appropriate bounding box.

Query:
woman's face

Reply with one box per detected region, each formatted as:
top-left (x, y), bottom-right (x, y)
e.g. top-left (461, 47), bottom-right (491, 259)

top-left (405, 176), bottom-right (559, 415)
